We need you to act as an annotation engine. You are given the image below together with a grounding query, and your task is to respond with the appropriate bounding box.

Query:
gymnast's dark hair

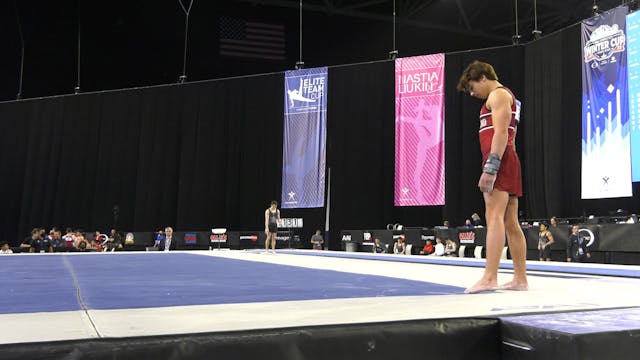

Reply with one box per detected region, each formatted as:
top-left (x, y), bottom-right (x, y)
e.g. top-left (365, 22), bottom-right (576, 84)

top-left (457, 60), bottom-right (498, 92)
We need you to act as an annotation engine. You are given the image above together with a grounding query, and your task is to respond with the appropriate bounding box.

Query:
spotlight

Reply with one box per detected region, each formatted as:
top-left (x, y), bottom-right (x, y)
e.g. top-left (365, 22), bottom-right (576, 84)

top-left (388, 50), bottom-right (398, 60)
top-left (295, 61), bottom-right (305, 70)
top-left (592, 4), bottom-right (599, 15)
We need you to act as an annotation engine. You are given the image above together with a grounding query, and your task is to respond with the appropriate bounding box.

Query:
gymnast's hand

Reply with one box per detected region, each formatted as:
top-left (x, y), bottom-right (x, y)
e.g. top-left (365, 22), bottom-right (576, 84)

top-left (478, 172), bottom-right (496, 192)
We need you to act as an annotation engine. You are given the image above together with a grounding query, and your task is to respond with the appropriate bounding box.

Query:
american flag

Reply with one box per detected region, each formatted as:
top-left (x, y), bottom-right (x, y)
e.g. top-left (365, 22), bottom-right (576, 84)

top-left (219, 18), bottom-right (286, 61)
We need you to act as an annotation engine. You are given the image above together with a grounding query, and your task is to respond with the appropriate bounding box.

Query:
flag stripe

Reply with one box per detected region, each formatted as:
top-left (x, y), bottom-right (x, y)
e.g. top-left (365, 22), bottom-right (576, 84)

top-left (246, 34), bottom-right (285, 43)
top-left (246, 21), bottom-right (284, 30)
top-left (220, 38), bottom-right (284, 49)
top-left (220, 44), bottom-right (285, 55)
top-left (246, 28), bottom-right (284, 36)
top-left (220, 51), bottom-right (285, 61)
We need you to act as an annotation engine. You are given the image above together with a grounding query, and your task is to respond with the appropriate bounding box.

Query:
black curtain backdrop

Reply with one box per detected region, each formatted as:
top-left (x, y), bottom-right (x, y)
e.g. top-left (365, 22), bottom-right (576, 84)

top-left (523, 25), bottom-right (583, 219)
top-left (0, 74), bottom-right (325, 245)
top-left (3, 26), bottom-right (640, 246)
top-left (327, 61), bottom-right (394, 249)
top-left (326, 61), bottom-right (396, 244)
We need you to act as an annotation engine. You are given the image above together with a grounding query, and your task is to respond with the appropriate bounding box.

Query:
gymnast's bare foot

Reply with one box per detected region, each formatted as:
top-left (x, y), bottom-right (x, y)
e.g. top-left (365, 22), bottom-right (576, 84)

top-left (464, 279), bottom-right (498, 294)
top-left (497, 280), bottom-right (529, 291)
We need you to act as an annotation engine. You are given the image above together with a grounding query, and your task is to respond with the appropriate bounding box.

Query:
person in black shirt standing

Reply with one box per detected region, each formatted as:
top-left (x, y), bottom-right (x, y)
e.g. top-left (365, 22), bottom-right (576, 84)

top-left (566, 225), bottom-right (591, 262)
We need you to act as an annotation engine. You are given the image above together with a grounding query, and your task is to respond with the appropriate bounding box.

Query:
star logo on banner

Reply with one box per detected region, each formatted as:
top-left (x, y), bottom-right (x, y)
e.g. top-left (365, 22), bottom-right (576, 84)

top-left (288, 191), bottom-right (296, 200)
top-left (402, 187), bottom-right (410, 197)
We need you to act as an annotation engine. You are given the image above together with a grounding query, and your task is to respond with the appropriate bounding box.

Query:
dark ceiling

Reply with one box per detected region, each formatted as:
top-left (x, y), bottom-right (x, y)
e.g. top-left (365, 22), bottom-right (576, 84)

top-left (234, 0), bottom-right (628, 42)
top-left (0, 0), bottom-right (630, 101)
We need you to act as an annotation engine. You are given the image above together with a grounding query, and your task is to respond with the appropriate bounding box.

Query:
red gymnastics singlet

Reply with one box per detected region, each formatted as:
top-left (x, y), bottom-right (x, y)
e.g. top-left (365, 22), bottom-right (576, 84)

top-left (478, 86), bottom-right (522, 197)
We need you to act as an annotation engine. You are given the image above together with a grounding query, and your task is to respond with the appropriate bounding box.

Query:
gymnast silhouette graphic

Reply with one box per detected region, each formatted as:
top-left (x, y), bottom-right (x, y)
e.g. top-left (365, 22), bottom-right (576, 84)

top-left (287, 79), bottom-right (316, 108)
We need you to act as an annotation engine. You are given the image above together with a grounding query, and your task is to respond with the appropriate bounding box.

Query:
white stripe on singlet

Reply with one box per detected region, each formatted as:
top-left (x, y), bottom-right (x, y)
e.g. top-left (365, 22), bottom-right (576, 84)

top-left (479, 125), bottom-right (516, 133)
top-left (480, 111), bottom-right (518, 120)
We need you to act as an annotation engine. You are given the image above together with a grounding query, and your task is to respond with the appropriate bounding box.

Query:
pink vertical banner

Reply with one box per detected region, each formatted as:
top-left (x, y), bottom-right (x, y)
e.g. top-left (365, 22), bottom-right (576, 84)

top-left (395, 54), bottom-right (445, 206)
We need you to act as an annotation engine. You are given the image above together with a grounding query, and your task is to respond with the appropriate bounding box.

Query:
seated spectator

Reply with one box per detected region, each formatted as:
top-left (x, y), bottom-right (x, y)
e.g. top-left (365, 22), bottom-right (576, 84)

top-left (0, 242), bottom-right (13, 254)
top-left (73, 230), bottom-right (85, 248)
top-left (93, 232), bottom-right (108, 246)
top-left (50, 229), bottom-right (65, 249)
top-left (393, 235), bottom-right (406, 255)
top-left (463, 219), bottom-right (474, 228)
top-left (77, 240), bottom-right (91, 252)
top-left (110, 229), bottom-right (123, 244)
top-left (157, 227), bottom-right (175, 251)
top-left (471, 212), bottom-right (482, 227)
top-left (420, 240), bottom-right (434, 255)
top-left (91, 238), bottom-right (104, 252)
top-left (63, 228), bottom-right (75, 247)
top-left (432, 238), bottom-right (445, 256)
top-left (74, 233), bottom-right (90, 251)
top-left (373, 237), bottom-right (385, 254)
top-left (154, 230), bottom-right (165, 247)
top-left (310, 229), bottom-right (324, 250)
top-left (21, 228), bottom-right (40, 248)
top-left (444, 239), bottom-right (458, 256)
top-left (105, 232), bottom-right (124, 252)
top-left (30, 230), bottom-right (53, 253)
top-left (549, 216), bottom-right (558, 228)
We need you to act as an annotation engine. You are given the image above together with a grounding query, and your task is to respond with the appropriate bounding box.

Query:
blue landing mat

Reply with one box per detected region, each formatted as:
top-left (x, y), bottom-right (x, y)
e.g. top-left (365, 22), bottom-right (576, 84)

top-left (0, 253), bottom-right (463, 314)
top-left (276, 250), bottom-right (640, 278)
top-left (0, 256), bottom-right (80, 314)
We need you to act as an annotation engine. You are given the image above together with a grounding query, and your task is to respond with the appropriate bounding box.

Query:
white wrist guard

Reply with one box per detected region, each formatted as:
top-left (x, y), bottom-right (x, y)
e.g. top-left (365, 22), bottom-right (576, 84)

top-left (483, 153), bottom-right (501, 175)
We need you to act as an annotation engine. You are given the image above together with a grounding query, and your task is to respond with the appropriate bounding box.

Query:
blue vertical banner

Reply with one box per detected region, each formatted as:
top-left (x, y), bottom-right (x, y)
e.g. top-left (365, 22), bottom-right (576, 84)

top-left (282, 67), bottom-right (328, 208)
top-left (626, 11), bottom-right (640, 181)
top-left (581, 6), bottom-right (632, 199)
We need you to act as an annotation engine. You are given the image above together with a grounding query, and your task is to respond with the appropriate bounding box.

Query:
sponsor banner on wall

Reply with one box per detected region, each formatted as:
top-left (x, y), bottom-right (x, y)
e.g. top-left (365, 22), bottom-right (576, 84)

top-left (625, 11), bottom-right (640, 181)
top-left (282, 67), bottom-right (327, 208)
top-left (394, 54), bottom-right (445, 206)
top-left (581, 7), bottom-right (632, 198)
